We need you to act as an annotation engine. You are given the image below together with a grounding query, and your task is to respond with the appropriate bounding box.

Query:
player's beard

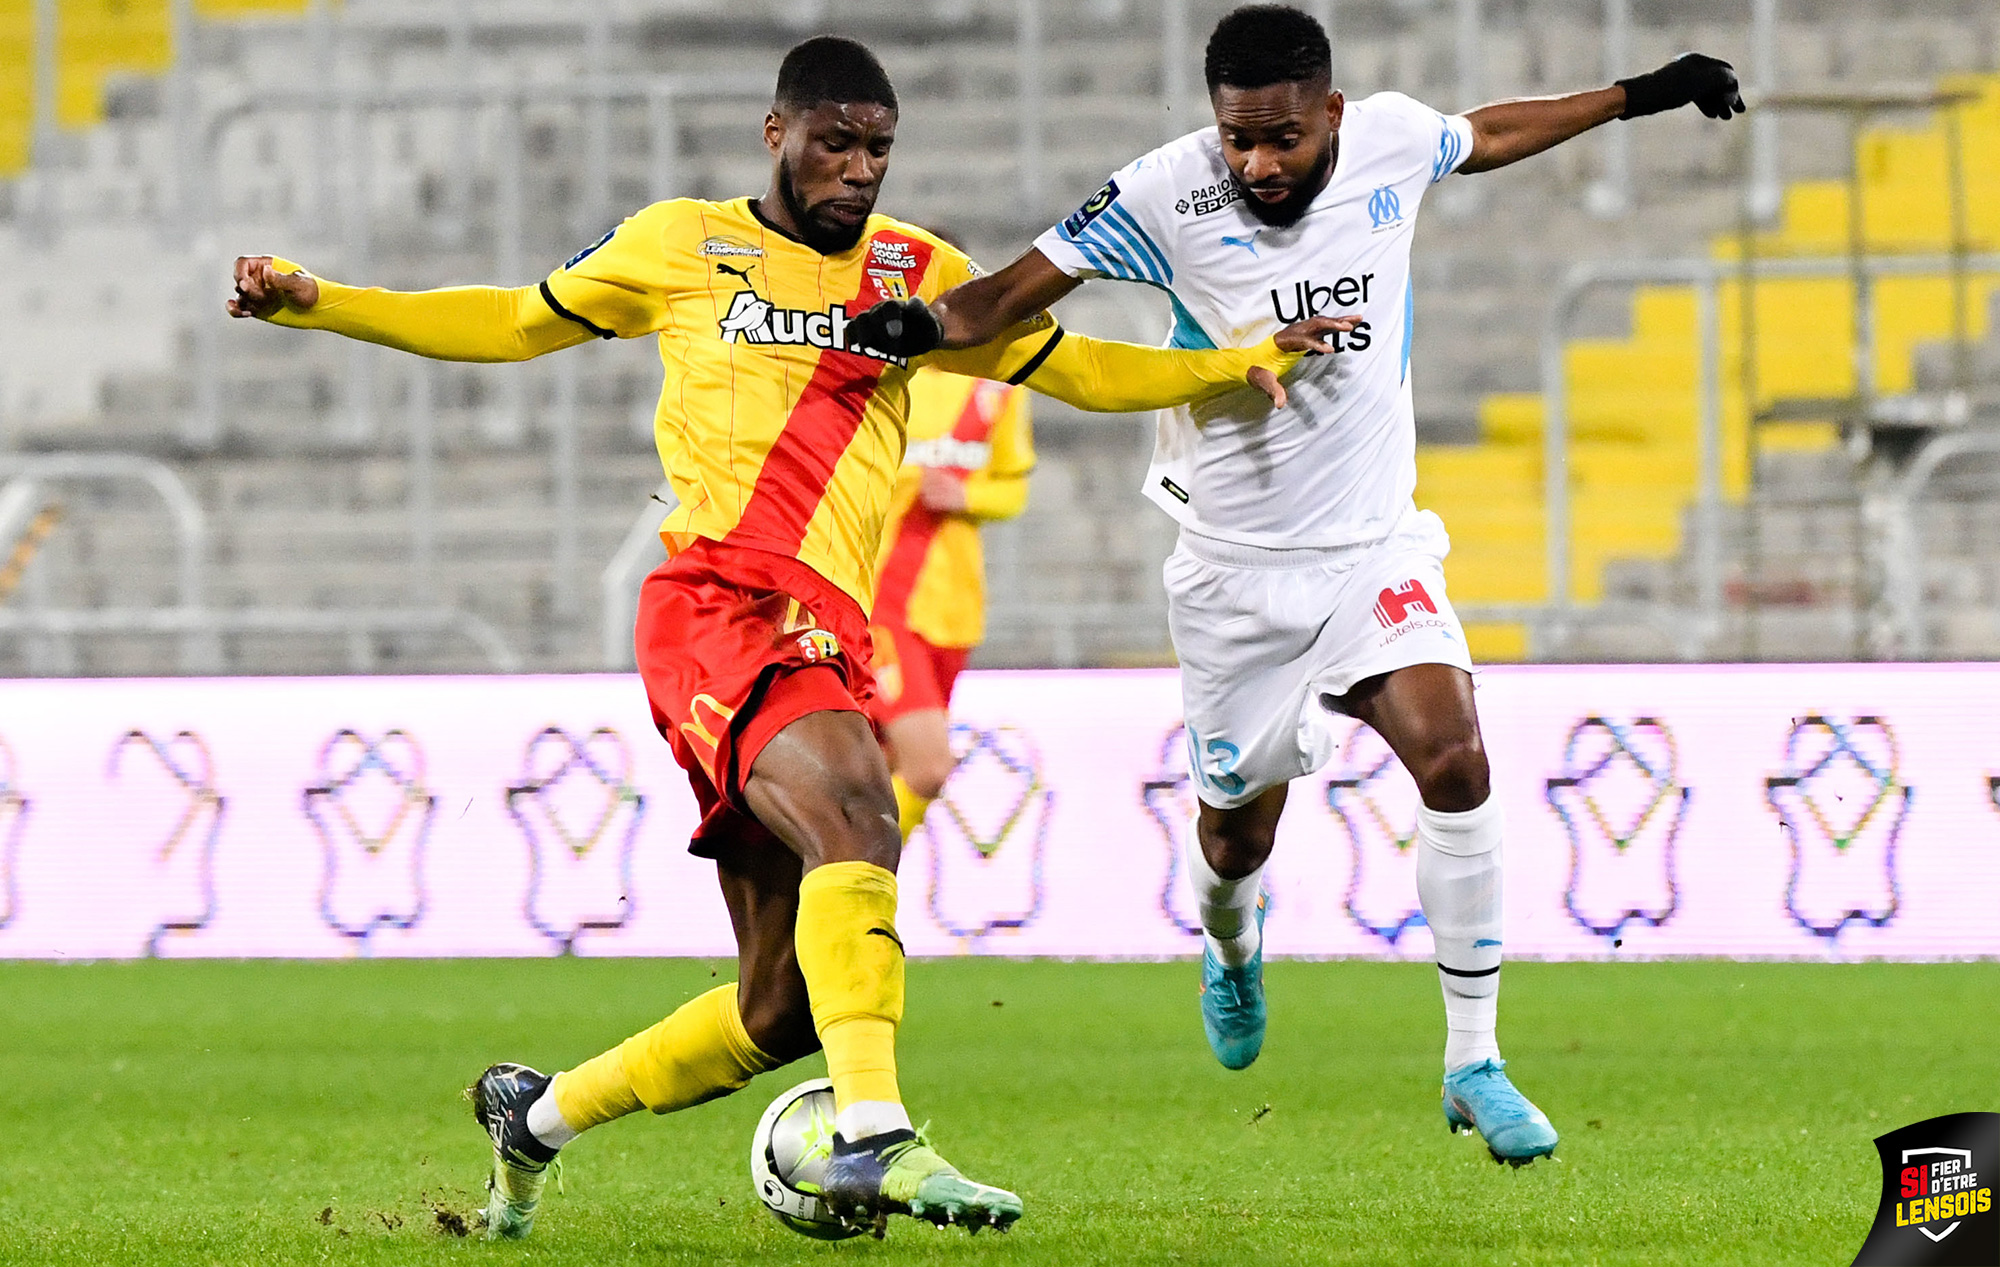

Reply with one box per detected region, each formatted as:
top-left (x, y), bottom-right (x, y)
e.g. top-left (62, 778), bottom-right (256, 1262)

top-left (1238, 141), bottom-right (1334, 229)
top-left (777, 157), bottom-right (870, 255)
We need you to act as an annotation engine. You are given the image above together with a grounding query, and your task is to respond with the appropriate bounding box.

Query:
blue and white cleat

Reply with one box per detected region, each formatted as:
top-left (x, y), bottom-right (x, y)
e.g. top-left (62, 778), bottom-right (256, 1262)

top-left (1199, 893), bottom-right (1267, 1070)
top-left (1441, 1058), bottom-right (1559, 1166)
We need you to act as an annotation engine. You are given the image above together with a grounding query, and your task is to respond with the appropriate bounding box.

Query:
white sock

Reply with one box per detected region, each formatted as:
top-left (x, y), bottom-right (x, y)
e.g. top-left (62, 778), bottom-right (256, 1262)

top-left (1416, 796), bottom-right (1504, 1073)
top-left (1184, 828), bottom-right (1266, 969)
top-left (836, 1100), bottom-right (914, 1141)
top-left (526, 1077), bottom-right (580, 1151)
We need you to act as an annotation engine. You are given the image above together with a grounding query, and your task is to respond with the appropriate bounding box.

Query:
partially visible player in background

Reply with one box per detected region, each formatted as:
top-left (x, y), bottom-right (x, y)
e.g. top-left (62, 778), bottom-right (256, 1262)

top-left (871, 366), bottom-right (1033, 839)
top-left (850, 2), bottom-right (1744, 1168)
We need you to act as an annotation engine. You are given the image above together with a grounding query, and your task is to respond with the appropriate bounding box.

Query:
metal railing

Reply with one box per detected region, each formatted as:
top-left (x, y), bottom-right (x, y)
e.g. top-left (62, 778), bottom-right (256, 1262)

top-left (0, 606), bottom-right (519, 673)
top-left (1886, 429), bottom-right (2000, 659)
top-left (0, 452), bottom-right (520, 675)
top-left (600, 481), bottom-right (672, 671)
top-left (1530, 251), bottom-right (2000, 660)
top-left (0, 453), bottom-right (218, 671)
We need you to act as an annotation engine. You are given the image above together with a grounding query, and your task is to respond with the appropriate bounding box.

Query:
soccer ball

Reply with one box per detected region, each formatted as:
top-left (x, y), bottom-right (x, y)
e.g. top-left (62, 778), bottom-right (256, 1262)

top-left (749, 1077), bottom-right (862, 1240)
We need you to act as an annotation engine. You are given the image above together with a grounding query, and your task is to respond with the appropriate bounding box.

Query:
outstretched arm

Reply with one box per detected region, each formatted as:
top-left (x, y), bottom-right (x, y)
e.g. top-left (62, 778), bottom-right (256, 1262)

top-left (227, 256), bottom-right (594, 362)
top-left (928, 248), bottom-right (1080, 351)
top-left (924, 315), bottom-right (1354, 413)
top-left (1459, 53), bottom-right (1744, 175)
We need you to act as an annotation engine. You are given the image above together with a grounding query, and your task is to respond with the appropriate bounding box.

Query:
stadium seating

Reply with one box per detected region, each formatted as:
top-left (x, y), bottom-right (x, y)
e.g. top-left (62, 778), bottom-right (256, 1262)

top-left (3, 0), bottom-right (1999, 673)
top-left (1438, 71), bottom-right (2000, 659)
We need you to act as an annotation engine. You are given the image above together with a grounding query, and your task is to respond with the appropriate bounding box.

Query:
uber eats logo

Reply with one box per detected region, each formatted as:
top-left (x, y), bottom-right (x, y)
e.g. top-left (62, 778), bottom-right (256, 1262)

top-left (1853, 1112), bottom-right (1999, 1266)
top-left (1269, 272), bottom-right (1376, 352)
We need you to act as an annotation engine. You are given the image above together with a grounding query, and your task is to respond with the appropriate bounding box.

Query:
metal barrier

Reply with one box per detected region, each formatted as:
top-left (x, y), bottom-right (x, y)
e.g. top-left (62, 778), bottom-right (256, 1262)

top-left (1886, 428), bottom-right (2000, 659)
top-left (0, 452), bottom-right (520, 674)
top-left (599, 481), bottom-right (672, 671)
top-left (0, 606), bottom-right (520, 673)
top-left (1535, 251), bottom-right (2000, 659)
top-left (0, 453), bottom-right (218, 672)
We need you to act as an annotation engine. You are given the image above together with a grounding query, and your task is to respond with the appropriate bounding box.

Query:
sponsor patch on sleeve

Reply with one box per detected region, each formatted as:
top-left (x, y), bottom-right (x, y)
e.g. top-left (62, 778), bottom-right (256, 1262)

top-left (1061, 179), bottom-right (1121, 238)
top-left (564, 228), bottom-right (617, 270)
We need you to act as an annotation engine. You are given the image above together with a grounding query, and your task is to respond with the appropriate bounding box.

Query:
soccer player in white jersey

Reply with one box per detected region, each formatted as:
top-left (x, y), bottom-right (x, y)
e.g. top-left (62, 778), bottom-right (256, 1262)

top-left (845, 4), bottom-right (1742, 1163)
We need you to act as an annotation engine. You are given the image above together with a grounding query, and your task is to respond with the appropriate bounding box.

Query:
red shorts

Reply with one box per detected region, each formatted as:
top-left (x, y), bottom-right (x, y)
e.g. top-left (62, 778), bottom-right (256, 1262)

top-left (867, 621), bottom-right (971, 727)
top-left (634, 538), bottom-right (876, 858)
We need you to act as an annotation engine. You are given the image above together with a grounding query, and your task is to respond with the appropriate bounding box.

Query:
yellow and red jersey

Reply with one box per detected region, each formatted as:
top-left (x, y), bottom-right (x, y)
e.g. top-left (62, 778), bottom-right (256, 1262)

top-left (871, 369), bottom-right (1033, 650)
top-left (269, 197), bottom-right (1306, 618)
top-left (540, 197), bottom-right (1053, 613)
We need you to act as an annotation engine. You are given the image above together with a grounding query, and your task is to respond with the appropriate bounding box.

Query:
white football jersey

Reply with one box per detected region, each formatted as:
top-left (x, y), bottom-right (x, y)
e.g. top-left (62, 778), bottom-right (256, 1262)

top-left (1032, 92), bottom-right (1475, 548)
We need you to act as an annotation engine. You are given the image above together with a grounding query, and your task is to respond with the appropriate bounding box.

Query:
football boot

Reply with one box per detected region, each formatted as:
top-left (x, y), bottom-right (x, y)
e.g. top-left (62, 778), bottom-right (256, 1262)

top-left (468, 1062), bottom-right (560, 1239)
top-left (1199, 891), bottom-right (1268, 1070)
top-left (1442, 1057), bottom-right (1559, 1166)
top-left (819, 1128), bottom-right (1022, 1236)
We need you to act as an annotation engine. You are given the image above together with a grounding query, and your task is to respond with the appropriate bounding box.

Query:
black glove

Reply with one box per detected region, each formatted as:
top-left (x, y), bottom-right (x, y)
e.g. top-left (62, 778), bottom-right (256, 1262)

top-left (844, 297), bottom-right (944, 358)
top-left (1617, 53), bottom-right (1745, 120)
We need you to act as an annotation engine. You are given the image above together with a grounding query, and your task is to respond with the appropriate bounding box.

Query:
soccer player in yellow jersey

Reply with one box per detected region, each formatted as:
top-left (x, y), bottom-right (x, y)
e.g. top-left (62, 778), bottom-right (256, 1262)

top-left (870, 367), bottom-right (1033, 838)
top-left (228, 36), bottom-right (1348, 1239)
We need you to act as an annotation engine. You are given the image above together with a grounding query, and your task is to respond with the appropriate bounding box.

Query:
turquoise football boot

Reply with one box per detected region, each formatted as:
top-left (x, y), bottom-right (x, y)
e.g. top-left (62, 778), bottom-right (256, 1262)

top-left (1442, 1058), bottom-right (1559, 1166)
top-left (1199, 892), bottom-right (1267, 1070)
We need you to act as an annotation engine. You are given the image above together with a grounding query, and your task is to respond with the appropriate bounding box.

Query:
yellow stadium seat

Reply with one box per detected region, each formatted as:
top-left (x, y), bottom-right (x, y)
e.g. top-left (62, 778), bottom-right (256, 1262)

top-left (1438, 72), bottom-right (2000, 658)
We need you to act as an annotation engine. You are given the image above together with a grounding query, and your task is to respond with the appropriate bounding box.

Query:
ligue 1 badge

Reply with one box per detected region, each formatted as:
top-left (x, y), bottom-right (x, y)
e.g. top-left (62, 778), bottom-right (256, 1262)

top-left (1852, 1113), bottom-right (1998, 1266)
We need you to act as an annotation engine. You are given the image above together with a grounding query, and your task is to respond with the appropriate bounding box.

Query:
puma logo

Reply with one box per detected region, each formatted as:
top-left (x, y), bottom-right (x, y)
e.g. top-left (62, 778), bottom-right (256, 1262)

top-left (866, 926), bottom-right (905, 953)
top-left (716, 262), bottom-right (756, 283)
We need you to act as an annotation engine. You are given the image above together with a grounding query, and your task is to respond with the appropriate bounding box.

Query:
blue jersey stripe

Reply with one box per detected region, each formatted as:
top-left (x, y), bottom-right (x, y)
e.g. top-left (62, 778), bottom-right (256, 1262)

top-left (1431, 118), bottom-right (1463, 184)
top-left (1079, 215), bottom-right (1162, 285)
top-left (1102, 205), bottom-right (1173, 283)
top-left (1400, 279), bottom-right (1415, 383)
top-left (1167, 292), bottom-right (1216, 350)
top-left (1068, 235), bottom-right (1120, 277)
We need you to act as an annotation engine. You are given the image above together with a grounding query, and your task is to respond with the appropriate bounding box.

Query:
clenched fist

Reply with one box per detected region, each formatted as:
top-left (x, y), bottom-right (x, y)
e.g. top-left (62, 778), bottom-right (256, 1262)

top-left (227, 256), bottom-right (319, 319)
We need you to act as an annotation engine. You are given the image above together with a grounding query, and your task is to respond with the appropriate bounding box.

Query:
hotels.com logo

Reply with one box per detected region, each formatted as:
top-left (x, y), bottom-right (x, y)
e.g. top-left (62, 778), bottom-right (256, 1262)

top-left (1373, 579), bottom-right (1438, 628)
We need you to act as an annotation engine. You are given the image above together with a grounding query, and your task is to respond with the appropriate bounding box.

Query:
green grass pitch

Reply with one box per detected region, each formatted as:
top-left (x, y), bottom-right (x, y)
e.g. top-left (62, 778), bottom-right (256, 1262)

top-left (2, 957), bottom-right (1993, 1265)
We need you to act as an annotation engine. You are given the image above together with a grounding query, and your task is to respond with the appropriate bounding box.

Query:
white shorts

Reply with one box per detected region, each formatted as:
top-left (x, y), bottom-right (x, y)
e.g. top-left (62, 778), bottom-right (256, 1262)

top-left (1164, 508), bottom-right (1474, 809)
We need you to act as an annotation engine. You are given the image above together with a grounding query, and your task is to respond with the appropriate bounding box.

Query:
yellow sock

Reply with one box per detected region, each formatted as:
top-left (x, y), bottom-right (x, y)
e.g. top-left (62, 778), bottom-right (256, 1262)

top-left (893, 776), bottom-right (932, 842)
top-left (552, 984), bottom-right (776, 1130)
top-left (794, 861), bottom-right (904, 1110)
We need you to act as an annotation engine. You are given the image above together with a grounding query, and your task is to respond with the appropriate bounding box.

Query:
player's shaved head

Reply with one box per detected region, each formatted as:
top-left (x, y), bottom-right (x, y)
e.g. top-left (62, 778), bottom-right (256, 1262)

top-left (1205, 4), bottom-right (1341, 228)
top-left (1204, 4), bottom-right (1332, 94)
top-left (775, 36), bottom-right (899, 115)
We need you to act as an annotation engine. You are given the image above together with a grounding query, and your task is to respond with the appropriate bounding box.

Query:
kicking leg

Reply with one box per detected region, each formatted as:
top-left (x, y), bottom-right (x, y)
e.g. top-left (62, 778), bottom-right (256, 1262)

top-left (1341, 663), bottom-right (1555, 1164)
top-left (471, 828), bottom-right (809, 1239)
top-left (1189, 785), bottom-right (1285, 1068)
top-left (744, 707), bottom-right (1021, 1231)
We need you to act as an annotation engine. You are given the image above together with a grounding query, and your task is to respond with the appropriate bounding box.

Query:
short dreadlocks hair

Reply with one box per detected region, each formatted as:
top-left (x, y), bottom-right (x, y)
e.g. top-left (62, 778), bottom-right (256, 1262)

top-left (1203, 4), bottom-right (1333, 93)
top-left (774, 36), bottom-right (899, 114)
